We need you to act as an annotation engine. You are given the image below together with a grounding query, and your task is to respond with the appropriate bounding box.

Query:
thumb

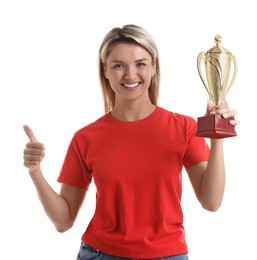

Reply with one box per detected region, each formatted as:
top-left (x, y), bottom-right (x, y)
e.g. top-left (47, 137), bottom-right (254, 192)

top-left (23, 125), bottom-right (38, 142)
top-left (206, 100), bottom-right (215, 115)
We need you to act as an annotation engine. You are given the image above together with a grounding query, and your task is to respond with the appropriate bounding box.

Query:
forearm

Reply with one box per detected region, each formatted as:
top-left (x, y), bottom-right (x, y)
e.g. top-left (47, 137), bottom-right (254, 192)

top-left (29, 167), bottom-right (72, 232)
top-left (200, 139), bottom-right (225, 211)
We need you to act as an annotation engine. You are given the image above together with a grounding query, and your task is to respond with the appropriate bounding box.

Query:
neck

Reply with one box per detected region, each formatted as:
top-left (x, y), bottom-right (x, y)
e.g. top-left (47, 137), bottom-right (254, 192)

top-left (111, 100), bottom-right (156, 121)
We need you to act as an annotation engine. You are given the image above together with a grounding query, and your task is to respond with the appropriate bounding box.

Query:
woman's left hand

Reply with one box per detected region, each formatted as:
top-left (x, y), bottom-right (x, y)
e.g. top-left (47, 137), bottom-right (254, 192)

top-left (206, 102), bottom-right (240, 126)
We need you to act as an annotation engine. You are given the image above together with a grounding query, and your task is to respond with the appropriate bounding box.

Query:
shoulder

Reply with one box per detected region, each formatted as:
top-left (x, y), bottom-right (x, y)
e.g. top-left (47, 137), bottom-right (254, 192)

top-left (158, 107), bottom-right (196, 125)
top-left (157, 107), bottom-right (197, 141)
top-left (73, 113), bottom-right (110, 138)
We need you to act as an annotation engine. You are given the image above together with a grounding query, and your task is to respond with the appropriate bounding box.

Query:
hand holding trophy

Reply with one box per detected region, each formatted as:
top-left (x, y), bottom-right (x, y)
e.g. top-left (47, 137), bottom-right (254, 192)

top-left (196, 34), bottom-right (238, 138)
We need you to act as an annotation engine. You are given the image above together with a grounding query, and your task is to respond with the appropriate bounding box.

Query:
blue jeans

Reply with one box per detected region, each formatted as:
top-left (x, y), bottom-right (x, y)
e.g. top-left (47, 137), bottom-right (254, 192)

top-left (76, 242), bottom-right (189, 260)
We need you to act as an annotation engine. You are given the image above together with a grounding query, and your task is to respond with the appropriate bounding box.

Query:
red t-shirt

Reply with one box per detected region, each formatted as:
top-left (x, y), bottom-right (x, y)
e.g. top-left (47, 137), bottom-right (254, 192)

top-left (58, 107), bottom-right (210, 258)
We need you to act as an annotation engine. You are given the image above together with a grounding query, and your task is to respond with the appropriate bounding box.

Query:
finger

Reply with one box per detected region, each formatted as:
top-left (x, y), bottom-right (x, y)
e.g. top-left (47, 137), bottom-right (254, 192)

top-left (25, 142), bottom-right (45, 150)
top-left (206, 101), bottom-right (213, 114)
top-left (207, 101), bottom-right (229, 114)
top-left (24, 151), bottom-right (44, 162)
top-left (229, 119), bottom-right (240, 126)
top-left (222, 109), bottom-right (237, 118)
top-left (23, 125), bottom-right (38, 142)
top-left (24, 146), bottom-right (45, 155)
top-left (24, 154), bottom-right (44, 161)
top-left (215, 103), bottom-right (229, 109)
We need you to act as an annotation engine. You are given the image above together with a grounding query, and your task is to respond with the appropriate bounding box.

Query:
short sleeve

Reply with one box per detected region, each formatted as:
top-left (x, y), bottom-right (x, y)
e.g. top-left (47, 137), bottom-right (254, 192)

top-left (183, 118), bottom-right (210, 170)
top-left (57, 135), bottom-right (92, 189)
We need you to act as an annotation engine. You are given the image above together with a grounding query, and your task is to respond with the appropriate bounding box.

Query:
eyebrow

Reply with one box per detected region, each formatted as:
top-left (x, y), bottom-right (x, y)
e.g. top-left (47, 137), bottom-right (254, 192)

top-left (110, 58), bottom-right (149, 63)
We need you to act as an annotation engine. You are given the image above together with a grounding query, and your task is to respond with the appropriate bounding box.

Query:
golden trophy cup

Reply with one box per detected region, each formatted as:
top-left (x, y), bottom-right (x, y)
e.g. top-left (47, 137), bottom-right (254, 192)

top-left (196, 34), bottom-right (238, 138)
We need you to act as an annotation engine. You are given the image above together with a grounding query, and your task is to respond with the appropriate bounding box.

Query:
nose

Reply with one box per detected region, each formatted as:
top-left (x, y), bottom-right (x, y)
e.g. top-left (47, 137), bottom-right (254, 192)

top-left (124, 65), bottom-right (137, 81)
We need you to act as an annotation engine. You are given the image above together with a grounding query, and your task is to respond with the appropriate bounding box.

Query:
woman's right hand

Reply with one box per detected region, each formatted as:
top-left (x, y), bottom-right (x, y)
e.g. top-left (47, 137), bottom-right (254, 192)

top-left (23, 125), bottom-right (45, 171)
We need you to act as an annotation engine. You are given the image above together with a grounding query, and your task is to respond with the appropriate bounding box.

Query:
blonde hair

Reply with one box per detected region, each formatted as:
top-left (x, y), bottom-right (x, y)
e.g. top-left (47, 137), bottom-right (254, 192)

top-left (98, 24), bottom-right (160, 113)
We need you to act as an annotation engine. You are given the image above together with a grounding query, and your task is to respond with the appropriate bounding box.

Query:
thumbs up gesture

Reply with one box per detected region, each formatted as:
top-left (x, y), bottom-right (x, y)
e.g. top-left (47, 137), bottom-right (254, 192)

top-left (23, 125), bottom-right (45, 170)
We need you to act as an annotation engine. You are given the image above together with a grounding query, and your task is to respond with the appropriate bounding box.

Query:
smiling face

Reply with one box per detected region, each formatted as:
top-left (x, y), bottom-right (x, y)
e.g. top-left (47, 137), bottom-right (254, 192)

top-left (104, 43), bottom-right (156, 107)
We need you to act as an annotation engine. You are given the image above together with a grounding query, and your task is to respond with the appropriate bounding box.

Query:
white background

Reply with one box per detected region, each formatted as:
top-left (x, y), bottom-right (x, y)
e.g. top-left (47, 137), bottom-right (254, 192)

top-left (0, 0), bottom-right (256, 259)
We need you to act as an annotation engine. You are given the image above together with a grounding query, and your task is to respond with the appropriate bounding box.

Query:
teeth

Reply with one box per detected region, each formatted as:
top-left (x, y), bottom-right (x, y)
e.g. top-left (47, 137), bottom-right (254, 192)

top-left (123, 83), bottom-right (139, 88)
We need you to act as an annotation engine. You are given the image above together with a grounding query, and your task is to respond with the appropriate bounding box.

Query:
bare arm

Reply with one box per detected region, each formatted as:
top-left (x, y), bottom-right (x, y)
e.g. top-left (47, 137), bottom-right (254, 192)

top-left (187, 103), bottom-right (239, 211)
top-left (23, 125), bottom-right (87, 232)
top-left (187, 139), bottom-right (225, 211)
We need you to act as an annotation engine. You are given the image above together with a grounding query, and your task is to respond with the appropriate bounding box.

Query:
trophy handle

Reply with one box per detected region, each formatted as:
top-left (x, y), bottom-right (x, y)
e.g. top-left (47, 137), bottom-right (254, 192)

top-left (225, 54), bottom-right (238, 96)
top-left (197, 52), bottom-right (211, 97)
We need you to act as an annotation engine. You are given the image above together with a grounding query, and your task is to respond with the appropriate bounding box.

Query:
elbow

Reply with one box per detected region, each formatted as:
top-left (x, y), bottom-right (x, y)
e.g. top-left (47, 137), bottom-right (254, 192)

top-left (201, 201), bottom-right (222, 212)
top-left (56, 227), bottom-right (70, 233)
top-left (55, 222), bottom-right (74, 233)
top-left (199, 192), bottom-right (224, 212)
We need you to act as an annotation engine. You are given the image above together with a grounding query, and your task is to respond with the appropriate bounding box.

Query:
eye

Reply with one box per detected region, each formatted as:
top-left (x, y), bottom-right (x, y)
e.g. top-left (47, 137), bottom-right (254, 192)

top-left (113, 64), bottom-right (125, 69)
top-left (136, 62), bottom-right (146, 68)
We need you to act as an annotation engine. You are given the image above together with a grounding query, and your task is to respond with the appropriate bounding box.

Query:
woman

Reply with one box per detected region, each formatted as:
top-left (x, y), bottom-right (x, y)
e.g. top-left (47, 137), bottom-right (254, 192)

top-left (23, 24), bottom-right (239, 260)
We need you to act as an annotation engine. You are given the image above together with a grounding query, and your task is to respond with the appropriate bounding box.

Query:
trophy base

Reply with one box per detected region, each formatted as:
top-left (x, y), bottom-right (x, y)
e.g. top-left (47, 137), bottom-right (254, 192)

top-left (196, 114), bottom-right (237, 139)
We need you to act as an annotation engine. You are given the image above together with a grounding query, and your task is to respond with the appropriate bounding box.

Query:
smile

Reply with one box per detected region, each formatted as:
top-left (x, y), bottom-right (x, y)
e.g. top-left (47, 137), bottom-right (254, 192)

top-left (122, 83), bottom-right (140, 88)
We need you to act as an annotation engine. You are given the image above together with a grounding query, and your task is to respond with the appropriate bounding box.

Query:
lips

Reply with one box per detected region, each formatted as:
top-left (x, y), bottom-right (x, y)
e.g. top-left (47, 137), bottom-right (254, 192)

top-left (122, 83), bottom-right (140, 88)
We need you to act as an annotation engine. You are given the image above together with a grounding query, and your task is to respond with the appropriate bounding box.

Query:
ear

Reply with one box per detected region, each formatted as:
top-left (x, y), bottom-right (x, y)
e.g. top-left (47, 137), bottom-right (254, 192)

top-left (151, 58), bottom-right (157, 77)
top-left (103, 65), bottom-right (109, 79)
